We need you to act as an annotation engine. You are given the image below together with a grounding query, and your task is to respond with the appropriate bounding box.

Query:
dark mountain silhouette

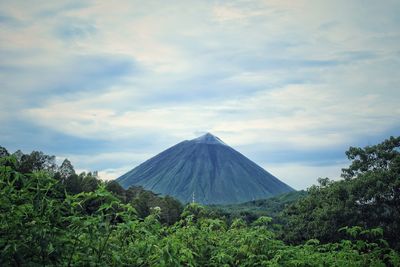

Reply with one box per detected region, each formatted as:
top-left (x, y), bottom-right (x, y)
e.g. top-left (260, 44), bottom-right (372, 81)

top-left (117, 133), bottom-right (294, 204)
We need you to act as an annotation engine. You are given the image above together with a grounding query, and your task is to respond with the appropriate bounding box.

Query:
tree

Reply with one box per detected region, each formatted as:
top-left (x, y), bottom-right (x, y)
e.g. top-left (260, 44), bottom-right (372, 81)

top-left (64, 174), bottom-right (82, 194)
top-left (160, 196), bottom-right (183, 225)
top-left (130, 190), bottom-right (158, 219)
top-left (181, 203), bottom-right (207, 223)
top-left (81, 173), bottom-right (100, 192)
top-left (58, 158), bottom-right (75, 179)
top-left (0, 146), bottom-right (9, 158)
top-left (342, 136), bottom-right (400, 179)
top-left (281, 136), bottom-right (400, 248)
top-left (106, 180), bottom-right (125, 199)
top-left (12, 149), bottom-right (24, 162)
top-left (18, 151), bottom-right (57, 173)
top-left (341, 136), bottom-right (400, 248)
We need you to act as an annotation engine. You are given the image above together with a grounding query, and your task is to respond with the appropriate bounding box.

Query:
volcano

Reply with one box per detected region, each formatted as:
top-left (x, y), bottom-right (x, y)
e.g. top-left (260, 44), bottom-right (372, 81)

top-left (117, 133), bottom-right (294, 204)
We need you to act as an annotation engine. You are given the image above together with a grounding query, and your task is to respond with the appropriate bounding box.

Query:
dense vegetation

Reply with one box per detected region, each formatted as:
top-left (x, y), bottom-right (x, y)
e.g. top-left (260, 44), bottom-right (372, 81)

top-left (208, 190), bottom-right (307, 224)
top-left (1, 136), bottom-right (399, 266)
top-left (281, 136), bottom-right (400, 249)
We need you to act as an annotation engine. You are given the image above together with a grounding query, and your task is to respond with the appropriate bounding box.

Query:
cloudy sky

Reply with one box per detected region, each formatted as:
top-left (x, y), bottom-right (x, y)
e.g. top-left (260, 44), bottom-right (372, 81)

top-left (1, 0), bottom-right (399, 189)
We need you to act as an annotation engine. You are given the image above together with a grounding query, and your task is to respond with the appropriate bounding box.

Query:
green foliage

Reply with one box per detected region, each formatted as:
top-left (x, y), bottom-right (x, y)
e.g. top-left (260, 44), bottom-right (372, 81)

top-left (281, 136), bottom-right (400, 249)
top-left (252, 216), bottom-right (273, 228)
top-left (0, 167), bottom-right (64, 266)
top-left (58, 158), bottom-right (75, 178)
top-left (17, 151), bottom-right (57, 174)
top-left (342, 136), bottom-right (400, 179)
top-left (125, 185), bottom-right (183, 225)
top-left (1, 138), bottom-right (400, 266)
top-left (209, 190), bottom-right (307, 224)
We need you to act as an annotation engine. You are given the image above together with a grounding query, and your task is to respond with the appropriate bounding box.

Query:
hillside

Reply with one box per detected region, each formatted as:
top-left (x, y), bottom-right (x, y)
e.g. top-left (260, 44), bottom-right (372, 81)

top-left (208, 190), bottom-right (307, 222)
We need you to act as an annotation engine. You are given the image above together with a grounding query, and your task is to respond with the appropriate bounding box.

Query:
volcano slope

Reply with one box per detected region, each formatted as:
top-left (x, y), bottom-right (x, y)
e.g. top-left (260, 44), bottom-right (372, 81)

top-left (117, 133), bottom-right (294, 204)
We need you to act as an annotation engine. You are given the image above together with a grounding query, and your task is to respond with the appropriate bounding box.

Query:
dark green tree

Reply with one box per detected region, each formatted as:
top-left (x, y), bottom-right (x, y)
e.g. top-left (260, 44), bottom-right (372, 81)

top-left (64, 174), bottom-right (83, 194)
top-left (18, 151), bottom-right (57, 173)
top-left (281, 136), bottom-right (400, 248)
top-left (342, 136), bottom-right (400, 179)
top-left (81, 173), bottom-right (100, 192)
top-left (106, 180), bottom-right (125, 199)
top-left (0, 146), bottom-right (9, 158)
top-left (159, 196), bottom-right (183, 225)
top-left (58, 158), bottom-right (75, 179)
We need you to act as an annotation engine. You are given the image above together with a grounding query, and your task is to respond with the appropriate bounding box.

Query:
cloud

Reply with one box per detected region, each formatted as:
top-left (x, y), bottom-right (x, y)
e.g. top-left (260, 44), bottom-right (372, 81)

top-left (56, 151), bottom-right (153, 172)
top-left (0, 52), bottom-right (137, 122)
top-left (53, 18), bottom-right (97, 42)
top-left (265, 162), bottom-right (346, 190)
top-left (1, 0), bottom-right (400, 189)
top-left (23, 82), bottom-right (399, 152)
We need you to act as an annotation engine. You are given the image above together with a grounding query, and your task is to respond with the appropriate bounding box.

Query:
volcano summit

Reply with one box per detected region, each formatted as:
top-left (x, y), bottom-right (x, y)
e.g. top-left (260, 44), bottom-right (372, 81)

top-left (117, 133), bottom-right (294, 204)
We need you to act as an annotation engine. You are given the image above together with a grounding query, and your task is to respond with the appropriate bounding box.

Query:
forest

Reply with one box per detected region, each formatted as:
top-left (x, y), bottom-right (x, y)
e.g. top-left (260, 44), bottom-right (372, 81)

top-left (0, 136), bottom-right (399, 266)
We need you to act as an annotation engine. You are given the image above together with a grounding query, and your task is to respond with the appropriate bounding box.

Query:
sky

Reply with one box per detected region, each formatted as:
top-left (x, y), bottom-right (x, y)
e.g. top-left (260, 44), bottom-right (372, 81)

top-left (1, 0), bottom-right (399, 190)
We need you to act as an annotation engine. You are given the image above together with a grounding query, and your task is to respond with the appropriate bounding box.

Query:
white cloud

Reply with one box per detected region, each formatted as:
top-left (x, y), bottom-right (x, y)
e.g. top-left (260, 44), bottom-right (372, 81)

top-left (97, 167), bottom-right (131, 181)
top-left (56, 151), bottom-right (154, 181)
top-left (1, 0), bottom-right (400, 189)
top-left (265, 162), bottom-right (346, 190)
top-left (23, 82), bottom-right (399, 151)
top-left (56, 151), bottom-right (151, 168)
